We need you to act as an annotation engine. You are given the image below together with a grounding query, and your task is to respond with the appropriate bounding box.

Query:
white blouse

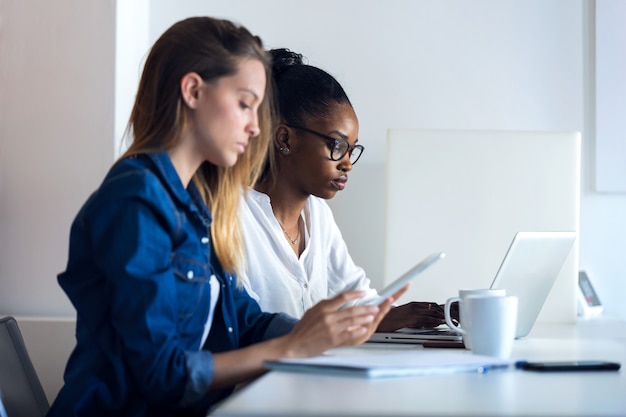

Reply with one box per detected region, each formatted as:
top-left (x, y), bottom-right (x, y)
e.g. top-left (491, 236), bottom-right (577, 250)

top-left (239, 189), bottom-right (378, 318)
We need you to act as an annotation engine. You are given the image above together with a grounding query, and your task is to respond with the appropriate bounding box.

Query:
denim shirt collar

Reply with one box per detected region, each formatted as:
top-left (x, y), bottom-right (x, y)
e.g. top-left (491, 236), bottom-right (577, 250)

top-left (146, 152), bottom-right (212, 228)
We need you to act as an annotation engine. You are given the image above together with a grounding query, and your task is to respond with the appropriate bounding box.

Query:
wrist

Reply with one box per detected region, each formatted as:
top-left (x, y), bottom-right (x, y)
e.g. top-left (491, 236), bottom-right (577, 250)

top-left (266, 334), bottom-right (300, 360)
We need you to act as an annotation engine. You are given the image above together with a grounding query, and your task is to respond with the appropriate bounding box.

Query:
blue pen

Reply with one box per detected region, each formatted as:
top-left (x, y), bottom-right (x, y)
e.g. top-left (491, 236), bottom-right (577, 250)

top-left (478, 363), bottom-right (515, 374)
top-left (515, 360), bottom-right (528, 369)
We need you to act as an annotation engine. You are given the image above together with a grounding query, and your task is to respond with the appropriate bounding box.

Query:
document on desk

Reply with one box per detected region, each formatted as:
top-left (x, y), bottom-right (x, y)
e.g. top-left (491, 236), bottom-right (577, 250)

top-left (265, 350), bottom-right (513, 378)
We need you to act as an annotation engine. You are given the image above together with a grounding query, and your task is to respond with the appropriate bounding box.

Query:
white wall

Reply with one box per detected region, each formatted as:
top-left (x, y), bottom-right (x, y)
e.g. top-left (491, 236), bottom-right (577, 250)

top-left (595, 0), bottom-right (626, 192)
top-left (1, 1), bottom-right (625, 320)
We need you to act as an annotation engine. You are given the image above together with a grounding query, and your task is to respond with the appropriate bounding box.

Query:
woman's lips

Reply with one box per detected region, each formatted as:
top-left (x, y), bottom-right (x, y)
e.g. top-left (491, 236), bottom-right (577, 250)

top-left (331, 175), bottom-right (348, 190)
top-left (236, 141), bottom-right (248, 153)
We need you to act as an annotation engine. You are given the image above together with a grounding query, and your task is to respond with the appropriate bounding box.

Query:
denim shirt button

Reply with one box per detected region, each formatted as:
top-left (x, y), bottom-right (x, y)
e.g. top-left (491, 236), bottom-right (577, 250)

top-left (201, 237), bottom-right (209, 244)
top-left (228, 327), bottom-right (233, 333)
top-left (186, 270), bottom-right (194, 279)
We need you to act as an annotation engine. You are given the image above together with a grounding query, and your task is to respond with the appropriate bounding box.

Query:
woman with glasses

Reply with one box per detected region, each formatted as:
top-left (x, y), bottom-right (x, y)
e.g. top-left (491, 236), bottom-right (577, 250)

top-left (239, 48), bottom-right (447, 331)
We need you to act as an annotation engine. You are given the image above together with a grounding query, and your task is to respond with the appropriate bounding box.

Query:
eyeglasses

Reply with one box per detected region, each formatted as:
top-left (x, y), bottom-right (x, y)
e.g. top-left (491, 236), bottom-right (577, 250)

top-left (285, 124), bottom-right (364, 165)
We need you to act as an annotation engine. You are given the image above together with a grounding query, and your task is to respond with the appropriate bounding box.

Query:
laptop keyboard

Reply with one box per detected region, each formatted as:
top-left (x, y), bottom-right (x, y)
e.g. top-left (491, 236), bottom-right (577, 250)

top-left (396, 328), bottom-right (461, 336)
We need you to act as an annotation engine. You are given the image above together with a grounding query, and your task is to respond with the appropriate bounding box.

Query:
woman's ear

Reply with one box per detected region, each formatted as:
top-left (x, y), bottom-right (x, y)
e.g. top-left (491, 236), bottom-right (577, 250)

top-left (274, 125), bottom-right (291, 155)
top-left (180, 72), bottom-right (203, 109)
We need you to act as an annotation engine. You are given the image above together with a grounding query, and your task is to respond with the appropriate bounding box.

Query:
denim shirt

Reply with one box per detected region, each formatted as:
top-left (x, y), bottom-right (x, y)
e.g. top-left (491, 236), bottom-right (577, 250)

top-left (48, 152), bottom-right (297, 417)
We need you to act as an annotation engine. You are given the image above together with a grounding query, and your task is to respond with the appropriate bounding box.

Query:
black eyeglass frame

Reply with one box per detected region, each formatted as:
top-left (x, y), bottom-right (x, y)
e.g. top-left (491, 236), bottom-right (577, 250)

top-left (284, 124), bottom-right (364, 164)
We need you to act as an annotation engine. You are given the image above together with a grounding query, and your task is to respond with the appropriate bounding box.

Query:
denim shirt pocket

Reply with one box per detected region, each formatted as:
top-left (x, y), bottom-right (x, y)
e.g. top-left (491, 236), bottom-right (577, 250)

top-left (171, 256), bottom-right (212, 319)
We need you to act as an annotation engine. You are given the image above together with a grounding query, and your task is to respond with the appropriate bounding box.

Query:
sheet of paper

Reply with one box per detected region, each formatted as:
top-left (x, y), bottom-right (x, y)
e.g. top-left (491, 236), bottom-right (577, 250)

top-left (266, 349), bottom-right (513, 378)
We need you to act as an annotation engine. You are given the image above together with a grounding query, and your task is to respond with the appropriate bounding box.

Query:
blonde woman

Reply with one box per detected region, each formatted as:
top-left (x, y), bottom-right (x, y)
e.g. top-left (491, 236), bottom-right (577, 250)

top-left (48, 18), bottom-right (404, 417)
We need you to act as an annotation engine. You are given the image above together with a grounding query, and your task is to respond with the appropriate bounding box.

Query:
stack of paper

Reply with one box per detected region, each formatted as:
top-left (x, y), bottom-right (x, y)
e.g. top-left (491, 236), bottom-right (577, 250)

top-left (265, 350), bottom-right (513, 378)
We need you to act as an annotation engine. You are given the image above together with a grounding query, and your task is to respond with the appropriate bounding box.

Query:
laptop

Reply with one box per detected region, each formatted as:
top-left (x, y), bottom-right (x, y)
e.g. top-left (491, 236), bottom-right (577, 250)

top-left (368, 231), bottom-right (577, 344)
top-left (490, 231), bottom-right (576, 338)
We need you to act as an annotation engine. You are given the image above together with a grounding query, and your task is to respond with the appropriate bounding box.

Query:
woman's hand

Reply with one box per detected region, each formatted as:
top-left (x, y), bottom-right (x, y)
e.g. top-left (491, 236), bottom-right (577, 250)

top-left (279, 285), bottom-right (409, 358)
top-left (210, 286), bottom-right (409, 388)
top-left (376, 301), bottom-right (458, 332)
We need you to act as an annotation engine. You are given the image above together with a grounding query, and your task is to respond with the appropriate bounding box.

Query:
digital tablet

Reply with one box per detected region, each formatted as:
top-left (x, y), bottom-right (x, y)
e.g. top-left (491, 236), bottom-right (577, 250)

top-left (362, 252), bottom-right (446, 306)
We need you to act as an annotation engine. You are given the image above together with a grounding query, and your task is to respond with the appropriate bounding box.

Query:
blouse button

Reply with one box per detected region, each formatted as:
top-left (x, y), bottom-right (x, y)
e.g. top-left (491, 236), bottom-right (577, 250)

top-left (186, 270), bottom-right (194, 279)
top-left (201, 237), bottom-right (209, 244)
top-left (303, 283), bottom-right (308, 289)
top-left (228, 327), bottom-right (233, 333)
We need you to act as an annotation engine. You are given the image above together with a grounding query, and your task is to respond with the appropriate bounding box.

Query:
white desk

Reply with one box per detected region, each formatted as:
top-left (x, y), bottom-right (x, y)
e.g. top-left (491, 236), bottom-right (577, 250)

top-left (210, 319), bottom-right (626, 416)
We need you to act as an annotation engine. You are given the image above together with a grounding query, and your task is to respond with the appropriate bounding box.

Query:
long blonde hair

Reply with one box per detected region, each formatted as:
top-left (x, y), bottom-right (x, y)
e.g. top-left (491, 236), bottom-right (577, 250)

top-left (122, 16), bottom-right (274, 277)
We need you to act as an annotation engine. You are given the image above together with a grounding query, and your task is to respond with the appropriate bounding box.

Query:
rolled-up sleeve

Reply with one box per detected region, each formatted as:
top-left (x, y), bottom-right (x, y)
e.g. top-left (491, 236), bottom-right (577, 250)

top-left (263, 313), bottom-right (298, 339)
top-left (180, 350), bottom-right (214, 406)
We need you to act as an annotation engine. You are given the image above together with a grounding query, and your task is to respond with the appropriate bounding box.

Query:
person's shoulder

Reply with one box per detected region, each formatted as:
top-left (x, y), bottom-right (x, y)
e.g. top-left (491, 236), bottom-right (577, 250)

top-left (245, 188), bottom-right (269, 204)
top-left (96, 156), bottom-right (166, 202)
top-left (108, 154), bottom-right (158, 176)
top-left (77, 155), bottom-right (180, 228)
top-left (243, 188), bottom-right (271, 213)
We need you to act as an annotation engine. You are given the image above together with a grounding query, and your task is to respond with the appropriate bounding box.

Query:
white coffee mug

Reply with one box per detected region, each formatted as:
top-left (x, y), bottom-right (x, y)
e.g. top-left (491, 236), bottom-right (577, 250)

top-left (448, 294), bottom-right (518, 358)
top-left (444, 288), bottom-right (506, 349)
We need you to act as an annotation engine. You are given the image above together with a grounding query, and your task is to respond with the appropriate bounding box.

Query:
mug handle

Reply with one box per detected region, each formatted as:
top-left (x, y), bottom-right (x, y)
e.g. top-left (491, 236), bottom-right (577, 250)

top-left (444, 296), bottom-right (465, 334)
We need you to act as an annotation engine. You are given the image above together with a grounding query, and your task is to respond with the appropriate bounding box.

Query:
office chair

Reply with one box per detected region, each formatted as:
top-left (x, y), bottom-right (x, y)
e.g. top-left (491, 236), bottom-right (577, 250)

top-left (0, 316), bottom-right (50, 417)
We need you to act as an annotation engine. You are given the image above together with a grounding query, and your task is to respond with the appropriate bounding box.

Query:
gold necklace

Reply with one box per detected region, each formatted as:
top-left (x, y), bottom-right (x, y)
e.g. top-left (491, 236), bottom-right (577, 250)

top-left (277, 217), bottom-right (300, 245)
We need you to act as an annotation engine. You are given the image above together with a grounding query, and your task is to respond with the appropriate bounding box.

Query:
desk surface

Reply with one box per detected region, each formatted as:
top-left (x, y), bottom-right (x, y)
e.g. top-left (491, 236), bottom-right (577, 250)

top-left (210, 318), bottom-right (626, 416)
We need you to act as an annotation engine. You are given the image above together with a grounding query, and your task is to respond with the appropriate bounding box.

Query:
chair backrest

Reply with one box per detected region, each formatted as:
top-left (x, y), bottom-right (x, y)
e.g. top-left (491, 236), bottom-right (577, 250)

top-left (0, 316), bottom-right (49, 417)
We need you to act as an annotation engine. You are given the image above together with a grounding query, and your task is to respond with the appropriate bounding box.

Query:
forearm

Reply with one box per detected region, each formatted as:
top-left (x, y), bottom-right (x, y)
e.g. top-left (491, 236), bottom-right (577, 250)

top-left (211, 290), bottom-right (403, 389)
top-left (210, 336), bottom-right (290, 389)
